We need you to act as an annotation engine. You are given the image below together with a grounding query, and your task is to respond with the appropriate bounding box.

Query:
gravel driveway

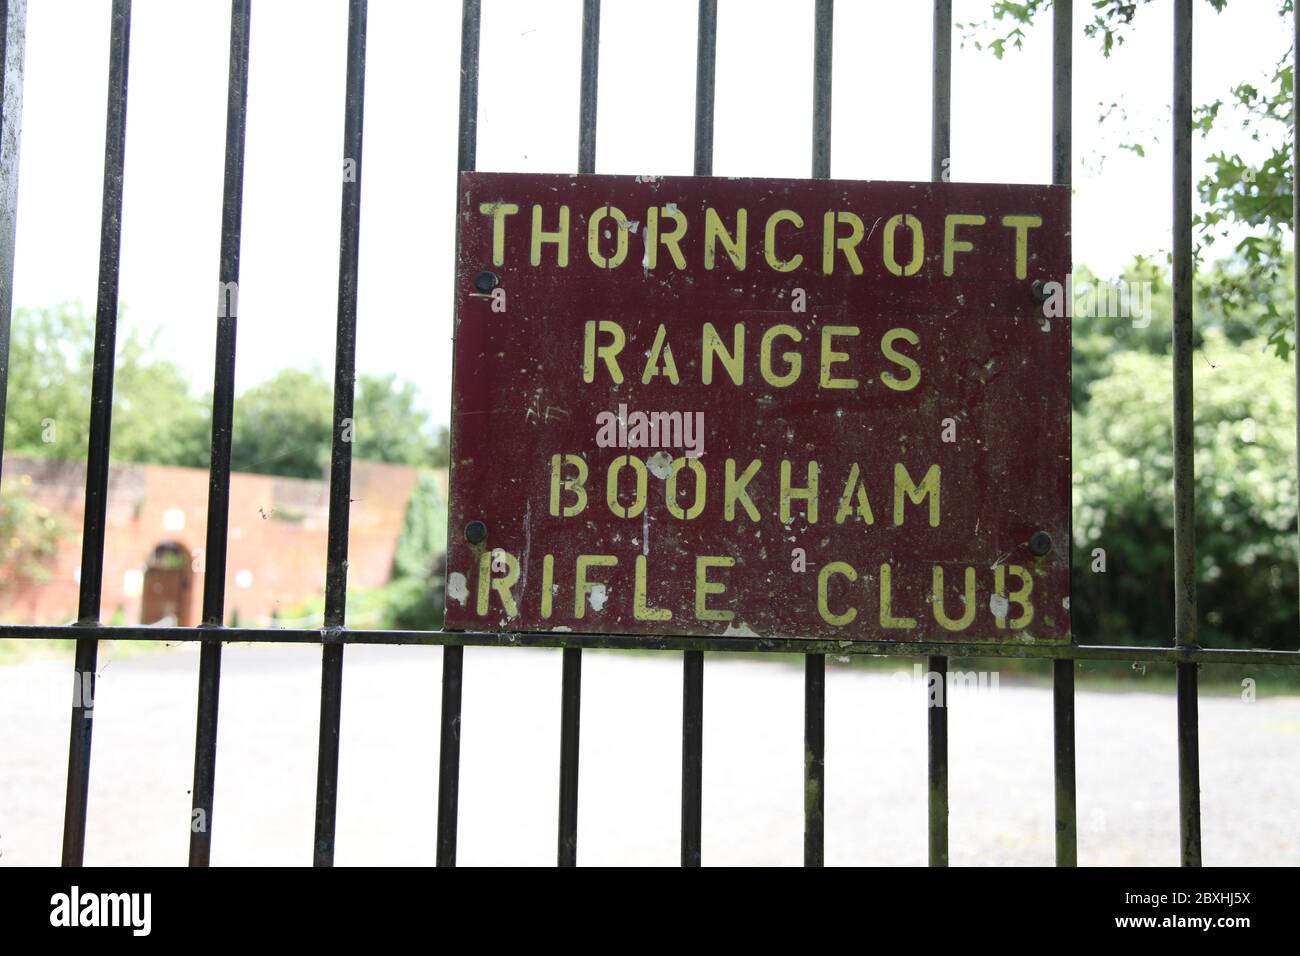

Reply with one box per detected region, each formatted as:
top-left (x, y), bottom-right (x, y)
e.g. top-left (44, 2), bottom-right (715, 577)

top-left (0, 643), bottom-right (1296, 865)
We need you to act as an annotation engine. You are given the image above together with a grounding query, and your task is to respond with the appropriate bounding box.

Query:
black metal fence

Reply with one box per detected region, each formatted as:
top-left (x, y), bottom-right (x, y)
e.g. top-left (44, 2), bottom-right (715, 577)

top-left (0, 0), bottom-right (1297, 867)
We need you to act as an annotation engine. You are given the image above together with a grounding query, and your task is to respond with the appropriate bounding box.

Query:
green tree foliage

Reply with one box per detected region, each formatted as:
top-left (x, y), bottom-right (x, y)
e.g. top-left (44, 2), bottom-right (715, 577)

top-left (963, 0), bottom-right (1296, 356)
top-left (961, 1), bottom-right (1232, 61)
top-left (112, 327), bottom-right (213, 467)
top-left (230, 369), bottom-right (446, 478)
top-left (3, 303), bottom-right (210, 467)
top-left (1069, 251), bottom-right (1298, 648)
top-left (1071, 253), bottom-right (1292, 408)
top-left (4, 303), bottom-right (444, 479)
top-left (230, 368), bottom-right (333, 478)
top-left (0, 475), bottom-right (66, 590)
top-left (965, 1), bottom-right (1300, 647)
top-left (1068, 261), bottom-right (1173, 408)
top-left (1073, 330), bottom-right (1298, 649)
top-left (382, 470), bottom-right (448, 630)
top-left (355, 373), bottom-right (447, 468)
top-left (3, 304), bottom-right (95, 460)
top-left (431, 425), bottom-right (450, 469)
top-left (390, 470), bottom-right (448, 580)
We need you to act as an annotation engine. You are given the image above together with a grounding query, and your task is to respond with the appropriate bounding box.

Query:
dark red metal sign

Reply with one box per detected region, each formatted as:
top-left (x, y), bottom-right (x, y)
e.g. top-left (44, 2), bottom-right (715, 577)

top-left (445, 172), bottom-right (1071, 644)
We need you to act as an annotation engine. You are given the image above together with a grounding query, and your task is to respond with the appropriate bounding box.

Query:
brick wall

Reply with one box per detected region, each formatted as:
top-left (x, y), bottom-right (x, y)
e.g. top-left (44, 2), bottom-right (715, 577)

top-left (0, 454), bottom-right (432, 627)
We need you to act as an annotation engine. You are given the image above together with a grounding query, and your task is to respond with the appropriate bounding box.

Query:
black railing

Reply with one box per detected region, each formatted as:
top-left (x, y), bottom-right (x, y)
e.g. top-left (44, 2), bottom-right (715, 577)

top-left (1, 0), bottom-right (1298, 868)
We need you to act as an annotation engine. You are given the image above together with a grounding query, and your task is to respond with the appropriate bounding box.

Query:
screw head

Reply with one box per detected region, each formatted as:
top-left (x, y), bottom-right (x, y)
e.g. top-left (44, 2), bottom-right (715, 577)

top-left (474, 270), bottom-right (499, 293)
top-left (1030, 279), bottom-right (1048, 304)
top-left (464, 520), bottom-right (488, 545)
top-left (1029, 531), bottom-right (1052, 556)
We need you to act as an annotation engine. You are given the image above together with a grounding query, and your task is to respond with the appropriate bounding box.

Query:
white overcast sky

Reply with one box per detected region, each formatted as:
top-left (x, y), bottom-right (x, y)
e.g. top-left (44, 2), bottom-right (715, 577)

top-left (8, 0), bottom-right (1291, 426)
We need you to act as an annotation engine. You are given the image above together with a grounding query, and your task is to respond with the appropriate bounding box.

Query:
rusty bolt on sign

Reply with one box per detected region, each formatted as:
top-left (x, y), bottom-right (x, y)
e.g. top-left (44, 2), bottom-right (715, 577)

top-left (474, 271), bottom-right (499, 293)
top-left (464, 520), bottom-right (488, 545)
top-left (1029, 531), bottom-right (1053, 556)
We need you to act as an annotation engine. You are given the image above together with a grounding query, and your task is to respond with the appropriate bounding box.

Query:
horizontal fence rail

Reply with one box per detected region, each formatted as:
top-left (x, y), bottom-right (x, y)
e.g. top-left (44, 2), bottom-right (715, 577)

top-left (5, 623), bottom-right (1300, 665)
top-left (0, 0), bottom-right (1297, 868)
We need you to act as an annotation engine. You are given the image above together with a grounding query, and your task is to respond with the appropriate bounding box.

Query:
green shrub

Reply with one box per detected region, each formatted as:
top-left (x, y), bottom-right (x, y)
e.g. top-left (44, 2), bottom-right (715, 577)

top-left (1072, 331), bottom-right (1298, 648)
top-left (379, 470), bottom-right (447, 630)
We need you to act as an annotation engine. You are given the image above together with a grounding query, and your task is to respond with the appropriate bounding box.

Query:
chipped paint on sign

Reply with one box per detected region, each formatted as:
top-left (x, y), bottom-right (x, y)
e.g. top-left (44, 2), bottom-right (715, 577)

top-left (447, 572), bottom-right (469, 607)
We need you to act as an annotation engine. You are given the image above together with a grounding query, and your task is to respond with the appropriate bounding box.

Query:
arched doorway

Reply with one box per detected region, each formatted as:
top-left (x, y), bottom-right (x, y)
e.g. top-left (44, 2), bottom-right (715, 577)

top-left (141, 541), bottom-right (194, 626)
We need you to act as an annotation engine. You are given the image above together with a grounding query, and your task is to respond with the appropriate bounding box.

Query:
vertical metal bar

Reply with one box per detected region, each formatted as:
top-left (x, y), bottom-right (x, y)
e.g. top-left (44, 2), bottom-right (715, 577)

top-left (576, 0), bottom-right (599, 175)
top-left (1293, 0), bottom-right (1300, 657)
top-left (1050, 0), bottom-right (1071, 188)
top-left (927, 0), bottom-right (952, 870)
top-left (1171, 0), bottom-right (1201, 868)
top-left (803, 0), bottom-right (832, 869)
top-left (691, 0), bottom-right (716, 176)
top-left (188, 0), bottom-right (252, 869)
top-left (930, 0), bottom-right (951, 183)
top-left (435, 646), bottom-right (463, 866)
top-left (680, 650), bottom-right (703, 866)
top-left (314, 646), bottom-right (344, 867)
top-left (557, 643), bottom-right (582, 866)
top-left (456, 0), bottom-right (480, 175)
top-left (679, 0), bottom-right (716, 870)
top-left (435, 0), bottom-right (481, 870)
top-left (811, 0), bottom-right (832, 180)
top-left (0, 0), bottom-right (27, 487)
top-left (1171, 7), bottom-right (1196, 653)
top-left (926, 655), bottom-right (948, 866)
top-left (1050, 0), bottom-right (1078, 869)
top-left (1176, 659), bottom-right (1200, 864)
top-left (557, 0), bottom-right (600, 868)
top-left (313, 0), bottom-right (367, 868)
top-left (61, 0), bottom-right (131, 868)
top-left (803, 652), bottom-right (825, 866)
top-left (1052, 660), bottom-right (1077, 865)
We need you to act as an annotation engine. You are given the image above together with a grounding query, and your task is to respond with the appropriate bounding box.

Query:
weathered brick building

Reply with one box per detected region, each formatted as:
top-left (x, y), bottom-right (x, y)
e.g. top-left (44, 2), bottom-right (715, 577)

top-left (0, 454), bottom-right (440, 627)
